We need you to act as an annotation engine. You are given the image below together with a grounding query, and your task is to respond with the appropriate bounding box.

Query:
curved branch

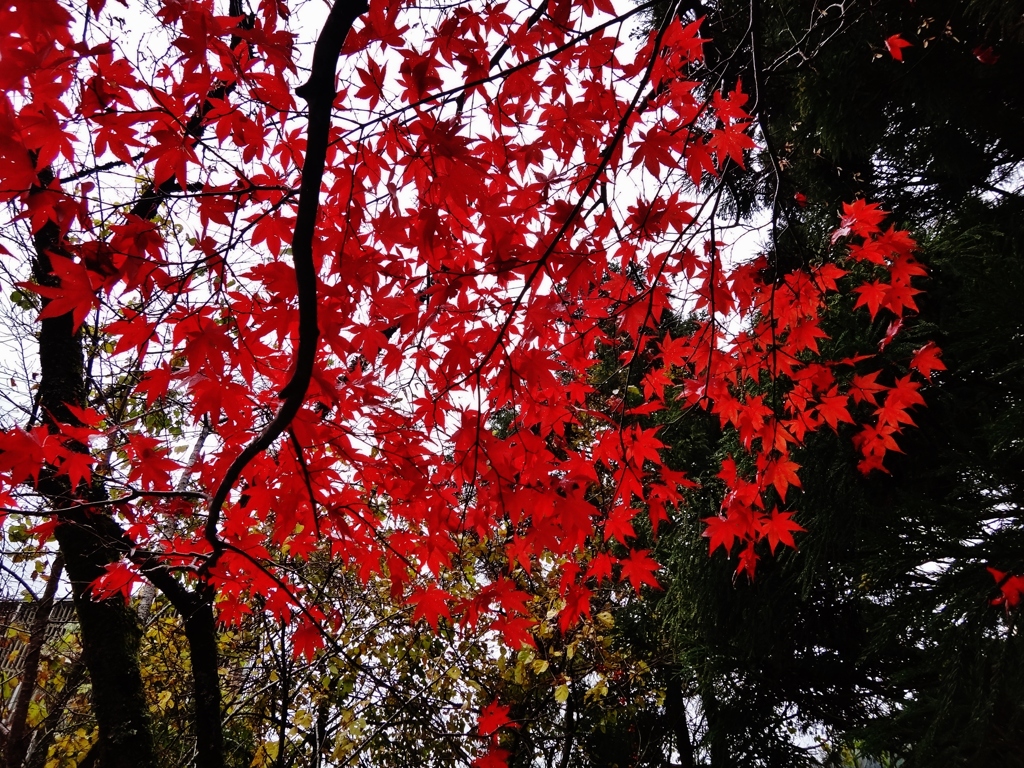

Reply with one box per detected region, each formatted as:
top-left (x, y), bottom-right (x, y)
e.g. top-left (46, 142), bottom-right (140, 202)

top-left (204, 0), bottom-right (369, 564)
top-left (133, 555), bottom-right (224, 768)
top-left (0, 560), bottom-right (40, 599)
top-left (0, 488), bottom-right (209, 517)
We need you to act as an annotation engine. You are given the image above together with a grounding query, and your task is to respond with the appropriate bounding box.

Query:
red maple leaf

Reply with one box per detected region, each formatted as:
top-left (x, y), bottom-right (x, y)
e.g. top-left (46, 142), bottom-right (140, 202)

top-left (760, 455), bottom-right (802, 500)
top-left (0, 0), bottom-right (943, 727)
top-left (910, 342), bottom-right (946, 381)
top-left (478, 701), bottom-right (512, 736)
top-left (988, 567), bottom-right (1024, 609)
top-left (853, 280), bottom-right (888, 320)
top-left (973, 46), bottom-right (999, 65)
top-left (489, 615), bottom-right (537, 649)
top-left (618, 549), bottom-right (662, 594)
top-left (559, 581), bottom-right (593, 632)
top-left (885, 34), bottom-right (913, 61)
top-left (624, 425), bottom-right (665, 468)
top-left (702, 514), bottom-right (745, 555)
top-left (125, 434), bottom-right (179, 490)
top-left (759, 509), bottom-right (805, 554)
top-left (604, 504), bottom-right (637, 544)
top-left (585, 551), bottom-right (617, 583)
top-left (836, 200), bottom-right (887, 240)
top-left (21, 254), bottom-right (102, 332)
top-left (408, 585), bottom-right (453, 630)
top-left (91, 561), bottom-right (140, 602)
top-left (630, 127), bottom-right (679, 178)
top-left (56, 449), bottom-right (94, 488)
top-left (354, 59), bottom-right (387, 109)
top-left (490, 578), bottom-right (532, 616)
top-left (709, 122), bottom-right (756, 168)
top-left (816, 392), bottom-right (854, 430)
top-left (292, 614), bottom-right (325, 661)
top-left (106, 309), bottom-right (159, 355)
top-left (848, 370), bottom-right (888, 406)
top-left (735, 541), bottom-right (759, 580)
top-left (878, 318), bottom-right (904, 351)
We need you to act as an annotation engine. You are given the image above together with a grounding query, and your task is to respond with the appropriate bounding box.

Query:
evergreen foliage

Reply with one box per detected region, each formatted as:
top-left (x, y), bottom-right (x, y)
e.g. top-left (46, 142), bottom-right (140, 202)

top-left (608, 1), bottom-right (1024, 765)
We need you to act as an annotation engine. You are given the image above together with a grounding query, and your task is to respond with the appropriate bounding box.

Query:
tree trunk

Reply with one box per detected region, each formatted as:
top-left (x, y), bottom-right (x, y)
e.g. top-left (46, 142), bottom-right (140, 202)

top-left (700, 683), bottom-right (729, 768)
top-left (664, 672), bottom-right (695, 768)
top-left (182, 593), bottom-right (224, 768)
top-left (2, 555), bottom-right (64, 768)
top-left (54, 521), bottom-right (156, 768)
top-left (140, 565), bottom-right (225, 768)
top-left (32, 166), bottom-right (158, 768)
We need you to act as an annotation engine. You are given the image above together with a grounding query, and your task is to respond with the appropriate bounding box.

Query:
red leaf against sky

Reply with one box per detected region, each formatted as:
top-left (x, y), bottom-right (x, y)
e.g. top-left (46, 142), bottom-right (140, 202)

top-left (408, 585), bottom-right (453, 630)
top-left (630, 127), bottom-right (679, 178)
top-left (22, 254), bottom-right (102, 332)
top-left (125, 434), bottom-right (179, 490)
top-left (489, 615), bottom-right (537, 649)
top-left (91, 561), bottom-right (140, 603)
top-left (292, 615), bottom-right (325, 661)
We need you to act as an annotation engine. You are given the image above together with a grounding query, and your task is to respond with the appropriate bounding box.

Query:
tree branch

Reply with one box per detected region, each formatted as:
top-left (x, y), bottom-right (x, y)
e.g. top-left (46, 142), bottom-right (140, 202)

top-left (204, 0), bottom-right (369, 567)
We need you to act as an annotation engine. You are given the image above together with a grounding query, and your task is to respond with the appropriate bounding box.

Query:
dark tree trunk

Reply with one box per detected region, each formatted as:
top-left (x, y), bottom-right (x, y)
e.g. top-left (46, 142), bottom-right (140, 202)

top-left (31, 166), bottom-right (158, 768)
top-left (665, 672), bottom-right (695, 768)
top-left (183, 592), bottom-right (224, 768)
top-left (140, 564), bottom-right (225, 768)
top-left (54, 519), bottom-right (157, 768)
top-left (700, 683), bottom-right (729, 768)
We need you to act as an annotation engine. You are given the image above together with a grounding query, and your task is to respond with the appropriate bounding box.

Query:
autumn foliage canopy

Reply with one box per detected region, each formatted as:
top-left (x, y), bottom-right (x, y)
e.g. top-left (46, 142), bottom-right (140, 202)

top-left (0, 0), bottom-right (938, 741)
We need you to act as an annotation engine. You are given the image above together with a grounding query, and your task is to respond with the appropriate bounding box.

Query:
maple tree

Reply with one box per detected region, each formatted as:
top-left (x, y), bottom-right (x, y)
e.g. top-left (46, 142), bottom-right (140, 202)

top-left (0, 0), bottom-right (937, 765)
